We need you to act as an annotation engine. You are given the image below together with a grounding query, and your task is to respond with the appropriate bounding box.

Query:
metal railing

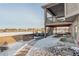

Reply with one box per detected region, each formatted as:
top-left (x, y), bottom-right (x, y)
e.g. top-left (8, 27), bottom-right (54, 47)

top-left (46, 17), bottom-right (71, 24)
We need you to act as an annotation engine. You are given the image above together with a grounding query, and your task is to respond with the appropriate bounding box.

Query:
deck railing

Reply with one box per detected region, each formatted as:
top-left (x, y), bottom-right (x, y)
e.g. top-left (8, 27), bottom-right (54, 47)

top-left (46, 17), bottom-right (72, 25)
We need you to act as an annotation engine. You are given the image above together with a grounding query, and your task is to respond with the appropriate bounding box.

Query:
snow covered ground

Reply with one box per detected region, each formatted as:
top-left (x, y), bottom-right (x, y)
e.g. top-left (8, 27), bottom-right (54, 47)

top-left (14, 39), bottom-right (37, 56)
top-left (26, 35), bottom-right (79, 56)
top-left (0, 39), bottom-right (34, 56)
top-left (29, 36), bottom-right (60, 49)
top-left (27, 36), bottom-right (61, 56)
top-left (0, 35), bottom-right (78, 56)
top-left (0, 32), bottom-right (33, 37)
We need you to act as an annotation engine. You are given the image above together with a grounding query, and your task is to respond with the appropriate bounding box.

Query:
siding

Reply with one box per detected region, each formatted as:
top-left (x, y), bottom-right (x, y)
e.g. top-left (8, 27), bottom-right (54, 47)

top-left (65, 3), bottom-right (79, 17)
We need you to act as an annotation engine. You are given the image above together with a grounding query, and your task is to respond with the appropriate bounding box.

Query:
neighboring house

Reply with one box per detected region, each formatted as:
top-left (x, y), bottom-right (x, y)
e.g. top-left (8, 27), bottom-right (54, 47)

top-left (42, 3), bottom-right (79, 46)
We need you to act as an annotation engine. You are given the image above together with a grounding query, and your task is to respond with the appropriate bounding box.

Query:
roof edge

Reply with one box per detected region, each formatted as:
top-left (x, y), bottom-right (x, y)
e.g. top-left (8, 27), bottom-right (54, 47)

top-left (42, 3), bottom-right (59, 9)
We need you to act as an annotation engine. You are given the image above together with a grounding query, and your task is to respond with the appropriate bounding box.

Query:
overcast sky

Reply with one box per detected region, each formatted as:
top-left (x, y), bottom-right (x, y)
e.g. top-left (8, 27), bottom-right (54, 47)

top-left (0, 3), bottom-right (44, 28)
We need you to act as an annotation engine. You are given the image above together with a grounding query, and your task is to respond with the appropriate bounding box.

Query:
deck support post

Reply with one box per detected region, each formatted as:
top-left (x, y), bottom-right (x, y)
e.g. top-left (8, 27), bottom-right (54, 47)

top-left (44, 8), bottom-right (47, 38)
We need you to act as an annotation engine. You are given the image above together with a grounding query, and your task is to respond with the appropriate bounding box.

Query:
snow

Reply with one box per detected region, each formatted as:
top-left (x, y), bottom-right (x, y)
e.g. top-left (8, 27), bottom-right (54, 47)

top-left (0, 32), bottom-right (33, 37)
top-left (0, 39), bottom-right (34, 56)
top-left (26, 35), bottom-right (79, 56)
top-left (0, 35), bottom-right (79, 56)
top-left (27, 35), bottom-right (61, 56)
top-left (32, 36), bottom-right (60, 48)
top-left (13, 39), bottom-right (36, 56)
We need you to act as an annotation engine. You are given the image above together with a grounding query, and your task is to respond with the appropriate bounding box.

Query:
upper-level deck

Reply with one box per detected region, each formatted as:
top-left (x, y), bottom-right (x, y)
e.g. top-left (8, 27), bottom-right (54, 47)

top-left (42, 3), bottom-right (79, 27)
top-left (46, 17), bottom-right (72, 27)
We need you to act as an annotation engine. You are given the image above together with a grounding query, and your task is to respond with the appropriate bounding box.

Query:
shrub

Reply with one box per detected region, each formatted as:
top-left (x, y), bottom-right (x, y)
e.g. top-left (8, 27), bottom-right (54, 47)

top-left (60, 37), bottom-right (67, 42)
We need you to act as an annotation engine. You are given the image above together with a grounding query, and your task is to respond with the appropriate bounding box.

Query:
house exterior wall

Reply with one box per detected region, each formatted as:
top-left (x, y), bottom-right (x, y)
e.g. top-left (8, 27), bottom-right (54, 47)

top-left (65, 3), bottom-right (79, 45)
top-left (71, 17), bottom-right (77, 38)
top-left (65, 3), bottom-right (79, 17)
top-left (69, 15), bottom-right (79, 45)
top-left (42, 3), bottom-right (79, 46)
top-left (76, 15), bottom-right (79, 46)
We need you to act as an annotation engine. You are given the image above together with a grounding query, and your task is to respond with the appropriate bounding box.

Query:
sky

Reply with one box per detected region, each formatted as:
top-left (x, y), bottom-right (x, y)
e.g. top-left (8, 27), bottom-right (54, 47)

top-left (0, 3), bottom-right (44, 28)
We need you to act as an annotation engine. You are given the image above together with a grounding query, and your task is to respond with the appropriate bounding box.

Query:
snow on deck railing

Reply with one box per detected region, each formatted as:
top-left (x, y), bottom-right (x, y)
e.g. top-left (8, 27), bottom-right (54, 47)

top-left (0, 32), bottom-right (33, 37)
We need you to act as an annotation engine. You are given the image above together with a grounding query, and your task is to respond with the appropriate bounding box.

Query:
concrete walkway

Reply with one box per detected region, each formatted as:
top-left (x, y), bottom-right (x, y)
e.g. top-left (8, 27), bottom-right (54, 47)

top-left (14, 39), bottom-right (38, 56)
